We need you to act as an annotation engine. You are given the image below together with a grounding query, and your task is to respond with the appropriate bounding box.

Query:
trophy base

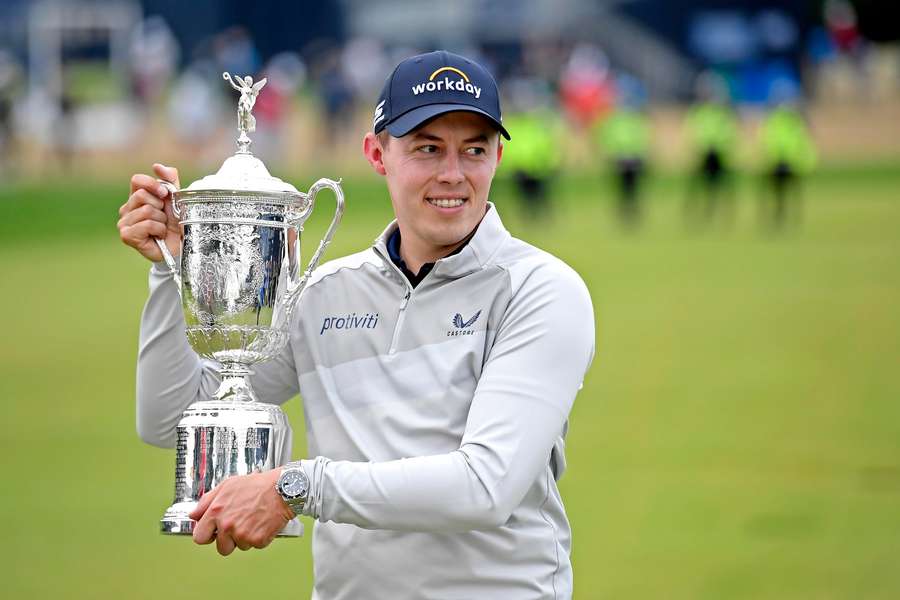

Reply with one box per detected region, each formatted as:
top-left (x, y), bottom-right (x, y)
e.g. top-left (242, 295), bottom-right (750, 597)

top-left (160, 502), bottom-right (303, 537)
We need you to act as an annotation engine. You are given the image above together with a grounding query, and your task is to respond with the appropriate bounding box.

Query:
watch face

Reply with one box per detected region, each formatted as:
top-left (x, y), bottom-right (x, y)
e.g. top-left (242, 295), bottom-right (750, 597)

top-left (281, 470), bottom-right (308, 498)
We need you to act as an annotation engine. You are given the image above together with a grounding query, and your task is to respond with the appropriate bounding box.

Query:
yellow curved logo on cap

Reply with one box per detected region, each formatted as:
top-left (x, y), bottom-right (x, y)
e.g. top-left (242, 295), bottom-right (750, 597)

top-left (429, 67), bottom-right (470, 82)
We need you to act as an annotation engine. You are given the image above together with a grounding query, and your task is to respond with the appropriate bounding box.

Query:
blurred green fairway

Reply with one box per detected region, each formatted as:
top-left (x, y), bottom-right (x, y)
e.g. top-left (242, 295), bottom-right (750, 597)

top-left (1, 165), bottom-right (899, 599)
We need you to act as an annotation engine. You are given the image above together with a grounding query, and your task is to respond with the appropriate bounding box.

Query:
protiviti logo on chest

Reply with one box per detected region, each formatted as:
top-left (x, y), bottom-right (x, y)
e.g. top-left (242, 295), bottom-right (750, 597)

top-left (320, 313), bottom-right (379, 335)
top-left (412, 67), bottom-right (481, 99)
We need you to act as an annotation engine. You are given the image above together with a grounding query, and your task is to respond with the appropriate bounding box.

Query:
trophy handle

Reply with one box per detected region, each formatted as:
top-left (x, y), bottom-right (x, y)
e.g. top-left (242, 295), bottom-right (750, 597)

top-left (286, 178), bottom-right (344, 306)
top-left (154, 179), bottom-right (183, 296)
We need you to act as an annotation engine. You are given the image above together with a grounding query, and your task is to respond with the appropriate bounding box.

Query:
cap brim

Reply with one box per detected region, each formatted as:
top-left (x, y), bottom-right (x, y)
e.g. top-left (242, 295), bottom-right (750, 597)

top-left (385, 104), bottom-right (511, 140)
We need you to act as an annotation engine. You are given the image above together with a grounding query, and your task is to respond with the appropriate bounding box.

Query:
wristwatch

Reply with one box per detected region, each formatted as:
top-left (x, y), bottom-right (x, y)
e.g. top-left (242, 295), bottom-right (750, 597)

top-left (275, 462), bottom-right (309, 516)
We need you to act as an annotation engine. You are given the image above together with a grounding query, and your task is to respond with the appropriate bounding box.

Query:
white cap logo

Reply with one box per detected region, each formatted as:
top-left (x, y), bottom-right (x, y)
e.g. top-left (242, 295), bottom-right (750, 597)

top-left (373, 99), bottom-right (386, 129)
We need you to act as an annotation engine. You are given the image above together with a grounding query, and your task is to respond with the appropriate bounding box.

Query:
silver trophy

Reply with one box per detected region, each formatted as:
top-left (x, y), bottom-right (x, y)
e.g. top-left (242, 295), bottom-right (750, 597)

top-left (153, 73), bottom-right (344, 536)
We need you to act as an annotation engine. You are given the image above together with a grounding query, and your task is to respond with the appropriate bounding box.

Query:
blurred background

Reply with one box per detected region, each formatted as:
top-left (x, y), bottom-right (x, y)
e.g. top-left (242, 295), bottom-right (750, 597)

top-left (1, 0), bottom-right (898, 598)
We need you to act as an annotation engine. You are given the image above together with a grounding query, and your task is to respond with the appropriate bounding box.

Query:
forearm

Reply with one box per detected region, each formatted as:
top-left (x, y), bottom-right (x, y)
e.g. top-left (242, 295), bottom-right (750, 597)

top-left (299, 452), bottom-right (501, 532)
top-left (301, 452), bottom-right (525, 533)
top-left (300, 395), bottom-right (570, 533)
top-left (136, 261), bottom-right (220, 448)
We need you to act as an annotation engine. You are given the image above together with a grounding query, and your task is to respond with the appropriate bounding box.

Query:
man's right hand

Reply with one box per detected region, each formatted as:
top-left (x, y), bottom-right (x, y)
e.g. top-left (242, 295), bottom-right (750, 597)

top-left (118, 163), bottom-right (182, 263)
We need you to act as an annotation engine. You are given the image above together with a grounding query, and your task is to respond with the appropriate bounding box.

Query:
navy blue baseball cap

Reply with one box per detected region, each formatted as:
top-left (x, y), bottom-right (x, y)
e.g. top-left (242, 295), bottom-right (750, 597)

top-left (372, 50), bottom-right (510, 140)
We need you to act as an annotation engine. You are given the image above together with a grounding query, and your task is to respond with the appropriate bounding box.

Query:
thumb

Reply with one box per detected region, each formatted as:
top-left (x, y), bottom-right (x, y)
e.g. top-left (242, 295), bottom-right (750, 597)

top-left (153, 163), bottom-right (182, 232)
top-left (152, 163), bottom-right (181, 191)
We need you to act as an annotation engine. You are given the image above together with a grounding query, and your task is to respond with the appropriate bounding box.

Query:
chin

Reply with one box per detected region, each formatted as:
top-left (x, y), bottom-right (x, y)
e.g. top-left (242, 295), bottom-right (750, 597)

top-left (430, 225), bottom-right (473, 248)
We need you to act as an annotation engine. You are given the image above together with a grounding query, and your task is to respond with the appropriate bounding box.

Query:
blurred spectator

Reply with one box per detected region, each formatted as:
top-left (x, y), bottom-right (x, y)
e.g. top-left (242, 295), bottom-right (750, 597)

top-left (500, 77), bottom-right (562, 221)
top-left (812, 0), bottom-right (872, 103)
top-left (214, 27), bottom-right (261, 78)
top-left (311, 45), bottom-right (355, 148)
top-left (54, 68), bottom-right (78, 171)
top-left (824, 0), bottom-right (862, 56)
top-left (559, 43), bottom-right (614, 130)
top-left (167, 60), bottom-right (223, 160)
top-left (755, 8), bottom-right (800, 55)
top-left (594, 76), bottom-right (651, 228)
top-left (683, 71), bottom-right (739, 227)
top-left (252, 52), bottom-right (306, 164)
top-left (129, 16), bottom-right (180, 107)
top-left (341, 37), bottom-right (389, 101)
top-left (758, 97), bottom-right (817, 229)
top-left (0, 49), bottom-right (22, 176)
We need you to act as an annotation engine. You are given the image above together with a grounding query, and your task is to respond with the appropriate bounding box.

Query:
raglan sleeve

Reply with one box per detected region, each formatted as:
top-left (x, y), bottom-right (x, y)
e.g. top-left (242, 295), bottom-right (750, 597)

top-left (135, 262), bottom-right (300, 448)
top-left (300, 261), bottom-right (595, 531)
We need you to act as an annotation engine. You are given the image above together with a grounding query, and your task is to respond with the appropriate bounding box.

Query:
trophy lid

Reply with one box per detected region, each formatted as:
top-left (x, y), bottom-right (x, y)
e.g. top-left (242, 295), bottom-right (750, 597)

top-left (182, 72), bottom-right (301, 196)
top-left (183, 153), bottom-right (301, 195)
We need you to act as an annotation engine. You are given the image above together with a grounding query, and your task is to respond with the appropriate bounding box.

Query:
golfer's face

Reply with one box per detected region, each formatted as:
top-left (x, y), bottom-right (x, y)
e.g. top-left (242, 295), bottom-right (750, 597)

top-left (381, 112), bottom-right (501, 253)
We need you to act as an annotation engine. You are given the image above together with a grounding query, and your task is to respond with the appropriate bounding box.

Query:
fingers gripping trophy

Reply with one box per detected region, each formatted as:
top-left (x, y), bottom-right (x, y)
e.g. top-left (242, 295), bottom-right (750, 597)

top-left (155, 73), bottom-right (344, 536)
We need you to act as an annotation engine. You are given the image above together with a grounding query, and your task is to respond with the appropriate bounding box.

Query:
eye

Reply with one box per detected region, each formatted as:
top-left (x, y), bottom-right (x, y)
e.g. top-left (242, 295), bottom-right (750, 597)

top-left (465, 146), bottom-right (486, 156)
top-left (417, 144), bottom-right (439, 154)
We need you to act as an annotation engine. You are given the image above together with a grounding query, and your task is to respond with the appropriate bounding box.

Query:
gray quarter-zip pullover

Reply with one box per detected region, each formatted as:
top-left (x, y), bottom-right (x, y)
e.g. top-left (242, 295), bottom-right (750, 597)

top-left (136, 204), bottom-right (595, 599)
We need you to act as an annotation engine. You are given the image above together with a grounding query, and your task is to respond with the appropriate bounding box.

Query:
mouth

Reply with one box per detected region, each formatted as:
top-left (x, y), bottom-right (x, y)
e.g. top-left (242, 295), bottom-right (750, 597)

top-left (426, 197), bottom-right (467, 209)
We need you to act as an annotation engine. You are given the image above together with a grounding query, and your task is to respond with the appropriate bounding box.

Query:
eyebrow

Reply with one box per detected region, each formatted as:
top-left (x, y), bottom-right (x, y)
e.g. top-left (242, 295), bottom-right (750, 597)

top-left (410, 132), bottom-right (491, 144)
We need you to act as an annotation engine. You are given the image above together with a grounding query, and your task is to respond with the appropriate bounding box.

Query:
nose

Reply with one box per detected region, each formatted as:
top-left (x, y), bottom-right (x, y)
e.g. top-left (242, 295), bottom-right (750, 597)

top-left (436, 151), bottom-right (465, 185)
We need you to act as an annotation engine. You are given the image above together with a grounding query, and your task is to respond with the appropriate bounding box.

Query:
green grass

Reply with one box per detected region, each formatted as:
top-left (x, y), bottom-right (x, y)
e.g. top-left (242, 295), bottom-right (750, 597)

top-left (0, 165), bottom-right (898, 598)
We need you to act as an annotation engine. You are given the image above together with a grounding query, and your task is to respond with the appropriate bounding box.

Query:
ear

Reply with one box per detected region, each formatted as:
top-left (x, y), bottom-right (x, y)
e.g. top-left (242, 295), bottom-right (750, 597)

top-left (495, 140), bottom-right (503, 166)
top-left (363, 132), bottom-right (387, 176)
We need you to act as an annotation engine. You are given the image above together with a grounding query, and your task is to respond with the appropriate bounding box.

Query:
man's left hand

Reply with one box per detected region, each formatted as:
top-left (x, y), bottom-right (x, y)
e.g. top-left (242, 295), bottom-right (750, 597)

top-left (189, 469), bottom-right (294, 556)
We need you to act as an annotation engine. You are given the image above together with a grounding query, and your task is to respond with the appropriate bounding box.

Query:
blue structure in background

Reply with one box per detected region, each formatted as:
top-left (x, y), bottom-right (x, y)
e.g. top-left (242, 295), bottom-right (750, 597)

top-left (141, 0), bottom-right (345, 65)
top-left (621, 0), bottom-right (812, 104)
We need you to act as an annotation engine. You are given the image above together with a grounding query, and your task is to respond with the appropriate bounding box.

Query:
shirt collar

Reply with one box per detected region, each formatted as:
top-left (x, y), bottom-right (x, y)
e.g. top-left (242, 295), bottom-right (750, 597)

top-left (373, 202), bottom-right (511, 282)
top-left (385, 228), bottom-right (435, 288)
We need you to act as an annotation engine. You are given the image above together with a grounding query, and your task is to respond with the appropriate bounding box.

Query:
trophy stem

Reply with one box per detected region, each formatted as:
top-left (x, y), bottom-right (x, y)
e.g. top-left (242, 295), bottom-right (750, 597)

top-left (214, 362), bottom-right (257, 402)
top-left (237, 132), bottom-right (252, 154)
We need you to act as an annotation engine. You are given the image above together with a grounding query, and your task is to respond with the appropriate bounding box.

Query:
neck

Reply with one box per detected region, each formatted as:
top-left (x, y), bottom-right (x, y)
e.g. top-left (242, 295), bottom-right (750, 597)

top-left (393, 205), bottom-right (489, 274)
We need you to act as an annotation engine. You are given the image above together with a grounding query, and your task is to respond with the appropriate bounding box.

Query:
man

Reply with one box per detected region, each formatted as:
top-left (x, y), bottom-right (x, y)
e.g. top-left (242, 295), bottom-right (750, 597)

top-left (594, 86), bottom-right (650, 228)
top-left (758, 98), bottom-right (816, 229)
top-left (119, 51), bottom-right (594, 599)
top-left (501, 81), bottom-right (563, 221)
top-left (683, 71), bottom-right (738, 227)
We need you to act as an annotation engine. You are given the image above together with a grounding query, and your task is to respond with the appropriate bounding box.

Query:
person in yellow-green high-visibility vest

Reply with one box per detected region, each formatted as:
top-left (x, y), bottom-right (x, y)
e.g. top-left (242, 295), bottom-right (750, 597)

top-left (595, 104), bottom-right (650, 226)
top-left (501, 108), bottom-right (563, 220)
top-left (683, 72), bottom-right (739, 227)
top-left (759, 102), bottom-right (817, 228)
top-left (684, 98), bottom-right (739, 225)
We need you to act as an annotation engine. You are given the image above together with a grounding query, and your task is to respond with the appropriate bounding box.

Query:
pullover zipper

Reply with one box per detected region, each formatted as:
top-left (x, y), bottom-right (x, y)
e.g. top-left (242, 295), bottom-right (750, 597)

top-left (388, 288), bottom-right (411, 355)
top-left (374, 244), bottom-right (416, 356)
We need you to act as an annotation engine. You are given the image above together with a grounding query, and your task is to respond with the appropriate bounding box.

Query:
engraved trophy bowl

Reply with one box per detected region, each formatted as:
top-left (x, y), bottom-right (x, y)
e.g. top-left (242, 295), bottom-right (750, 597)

top-left (153, 73), bottom-right (344, 536)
